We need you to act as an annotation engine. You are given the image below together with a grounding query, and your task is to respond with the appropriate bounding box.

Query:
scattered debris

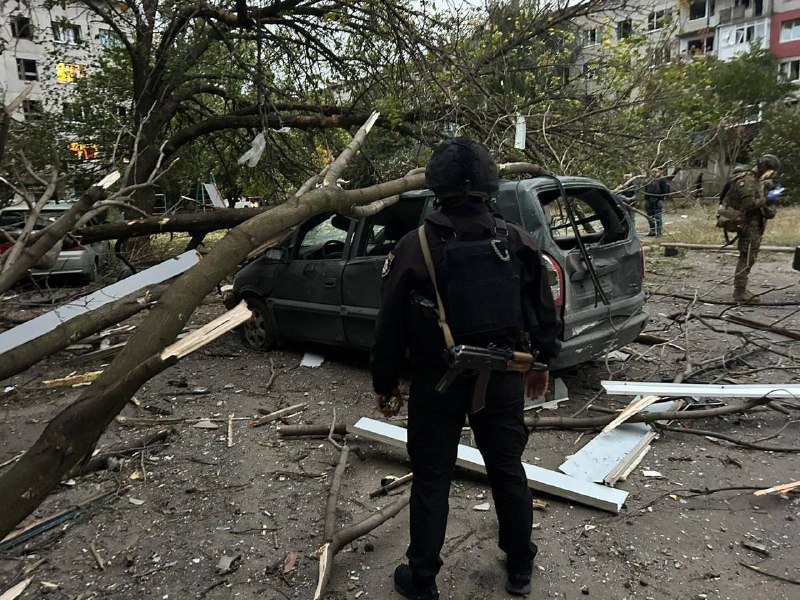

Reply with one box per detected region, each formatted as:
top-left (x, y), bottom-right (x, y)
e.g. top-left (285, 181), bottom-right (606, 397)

top-left (350, 418), bottom-right (628, 513)
top-left (532, 499), bottom-right (548, 511)
top-left (741, 540), bottom-right (770, 557)
top-left (193, 419), bottom-right (220, 430)
top-left (740, 562), bottom-right (800, 585)
top-left (251, 402), bottom-right (308, 428)
top-left (0, 250), bottom-right (200, 355)
top-left (301, 352), bottom-right (325, 368)
top-left (605, 350), bottom-right (631, 362)
top-left (42, 370), bottom-right (104, 388)
top-left (283, 551), bottom-right (298, 574)
top-left (160, 302), bottom-right (251, 360)
top-left (754, 480), bottom-right (800, 496)
top-left (0, 451), bottom-right (24, 471)
top-left (0, 578), bottom-right (31, 600)
top-left (602, 395), bottom-right (662, 433)
top-left (642, 470), bottom-right (664, 478)
top-left (369, 473), bottom-right (413, 498)
top-left (128, 497), bottom-right (145, 506)
top-left (227, 413), bottom-right (234, 448)
top-left (216, 554), bottom-right (242, 575)
top-left (472, 503), bottom-right (491, 511)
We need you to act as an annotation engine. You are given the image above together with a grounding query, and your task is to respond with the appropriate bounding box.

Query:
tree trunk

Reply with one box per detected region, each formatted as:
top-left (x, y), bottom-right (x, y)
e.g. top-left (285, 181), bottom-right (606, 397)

top-left (0, 284), bottom-right (165, 383)
top-left (0, 169), bottom-right (425, 539)
top-left (74, 207), bottom-right (270, 243)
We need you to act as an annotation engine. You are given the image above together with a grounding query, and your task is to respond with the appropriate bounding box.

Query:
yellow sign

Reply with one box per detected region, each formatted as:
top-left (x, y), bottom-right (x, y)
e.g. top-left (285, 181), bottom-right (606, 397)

top-left (56, 63), bottom-right (86, 83)
top-left (68, 142), bottom-right (98, 160)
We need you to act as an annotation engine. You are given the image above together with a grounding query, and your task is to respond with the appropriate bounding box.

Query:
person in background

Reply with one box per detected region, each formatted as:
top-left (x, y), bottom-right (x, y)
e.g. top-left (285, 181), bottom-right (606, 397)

top-left (643, 168), bottom-right (669, 237)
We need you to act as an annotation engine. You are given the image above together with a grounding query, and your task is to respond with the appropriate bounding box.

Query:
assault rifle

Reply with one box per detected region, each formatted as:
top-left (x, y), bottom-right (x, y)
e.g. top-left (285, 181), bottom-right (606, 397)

top-left (436, 345), bottom-right (548, 413)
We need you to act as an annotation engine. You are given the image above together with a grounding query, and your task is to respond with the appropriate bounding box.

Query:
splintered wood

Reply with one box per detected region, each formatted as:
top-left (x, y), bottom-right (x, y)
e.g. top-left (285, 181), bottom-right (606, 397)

top-left (161, 302), bottom-right (251, 360)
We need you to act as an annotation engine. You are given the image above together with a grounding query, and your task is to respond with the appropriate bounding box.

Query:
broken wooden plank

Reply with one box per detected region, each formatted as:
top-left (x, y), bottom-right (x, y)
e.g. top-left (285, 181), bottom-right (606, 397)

top-left (67, 342), bottom-right (126, 365)
top-left (601, 381), bottom-right (800, 399)
top-left (0, 578), bottom-right (32, 600)
top-left (251, 403), bottom-right (308, 427)
top-left (754, 480), bottom-right (800, 496)
top-left (559, 401), bottom-right (677, 484)
top-left (602, 395), bottom-right (662, 433)
top-left (722, 314), bottom-right (800, 341)
top-left (0, 250), bottom-right (200, 355)
top-left (160, 301), bottom-right (251, 360)
top-left (350, 418), bottom-right (627, 513)
top-left (43, 370), bottom-right (104, 388)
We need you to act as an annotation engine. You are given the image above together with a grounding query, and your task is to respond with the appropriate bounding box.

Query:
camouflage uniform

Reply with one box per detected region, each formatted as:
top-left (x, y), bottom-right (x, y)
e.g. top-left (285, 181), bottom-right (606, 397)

top-left (728, 170), bottom-right (770, 303)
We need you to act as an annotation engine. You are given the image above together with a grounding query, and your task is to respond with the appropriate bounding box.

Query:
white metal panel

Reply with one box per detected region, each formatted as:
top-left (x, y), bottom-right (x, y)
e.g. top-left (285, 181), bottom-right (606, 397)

top-left (0, 251), bottom-right (200, 354)
top-left (602, 381), bottom-right (800, 399)
top-left (350, 417), bottom-right (628, 514)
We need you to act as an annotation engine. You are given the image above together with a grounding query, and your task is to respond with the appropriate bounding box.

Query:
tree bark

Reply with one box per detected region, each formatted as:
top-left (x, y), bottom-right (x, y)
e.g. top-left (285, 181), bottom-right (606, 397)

top-left (0, 284), bottom-right (165, 383)
top-left (74, 207), bottom-right (270, 243)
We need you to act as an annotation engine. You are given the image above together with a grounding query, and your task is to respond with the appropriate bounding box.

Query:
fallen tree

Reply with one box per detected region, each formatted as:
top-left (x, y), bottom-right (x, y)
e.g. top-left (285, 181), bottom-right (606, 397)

top-left (73, 207), bottom-right (271, 243)
top-left (0, 283), bottom-right (166, 383)
top-left (2, 114), bottom-right (531, 537)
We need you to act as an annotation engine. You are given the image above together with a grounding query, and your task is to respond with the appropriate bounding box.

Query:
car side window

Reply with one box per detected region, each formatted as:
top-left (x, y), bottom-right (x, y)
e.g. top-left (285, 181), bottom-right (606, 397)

top-left (358, 198), bottom-right (425, 257)
top-left (297, 214), bottom-right (352, 260)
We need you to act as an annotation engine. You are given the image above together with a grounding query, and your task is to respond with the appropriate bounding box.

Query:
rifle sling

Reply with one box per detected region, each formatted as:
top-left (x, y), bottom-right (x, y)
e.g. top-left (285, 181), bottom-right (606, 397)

top-left (418, 225), bottom-right (456, 349)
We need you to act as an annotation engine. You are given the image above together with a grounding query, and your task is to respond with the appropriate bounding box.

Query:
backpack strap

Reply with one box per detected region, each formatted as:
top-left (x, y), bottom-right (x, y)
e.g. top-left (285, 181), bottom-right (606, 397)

top-left (417, 225), bottom-right (455, 348)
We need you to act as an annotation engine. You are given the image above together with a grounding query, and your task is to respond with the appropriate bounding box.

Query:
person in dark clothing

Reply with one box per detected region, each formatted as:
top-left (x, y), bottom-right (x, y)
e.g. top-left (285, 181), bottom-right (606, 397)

top-left (370, 138), bottom-right (562, 599)
top-left (643, 168), bottom-right (669, 236)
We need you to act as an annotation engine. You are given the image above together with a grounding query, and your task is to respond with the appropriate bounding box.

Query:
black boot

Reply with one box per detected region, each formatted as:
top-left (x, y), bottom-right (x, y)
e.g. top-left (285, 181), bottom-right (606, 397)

top-left (393, 564), bottom-right (439, 600)
top-left (506, 556), bottom-right (534, 596)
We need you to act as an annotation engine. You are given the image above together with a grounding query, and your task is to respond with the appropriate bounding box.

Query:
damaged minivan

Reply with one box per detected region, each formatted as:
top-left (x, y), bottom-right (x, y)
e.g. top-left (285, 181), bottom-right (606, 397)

top-left (226, 176), bottom-right (648, 369)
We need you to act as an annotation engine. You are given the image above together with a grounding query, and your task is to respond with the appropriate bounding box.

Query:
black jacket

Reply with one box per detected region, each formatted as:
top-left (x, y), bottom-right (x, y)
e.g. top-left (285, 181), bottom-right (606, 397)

top-left (370, 202), bottom-right (562, 395)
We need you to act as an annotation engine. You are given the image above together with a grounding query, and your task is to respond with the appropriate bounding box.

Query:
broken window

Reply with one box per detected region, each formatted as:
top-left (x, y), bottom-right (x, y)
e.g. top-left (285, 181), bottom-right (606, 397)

top-left (16, 58), bottom-right (38, 81)
top-left (780, 59), bottom-right (800, 82)
top-left (538, 187), bottom-right (629, 250)
top-left (688, 36), bottom-right (714, 54)
top-left (98, 29), bottom-right (122, 48)
top-left (52, 22), bottom-right (81, 44)
top-left (616, 19), bottom-right (632, 40)
top-left (358, 198), bottom-right (424, 257)
top-left (689, 0), bottom-right (707, 20)
top-left (10, 15), bottom-right (33, 39)
top-left (297, 214), bottom-right (352, 260)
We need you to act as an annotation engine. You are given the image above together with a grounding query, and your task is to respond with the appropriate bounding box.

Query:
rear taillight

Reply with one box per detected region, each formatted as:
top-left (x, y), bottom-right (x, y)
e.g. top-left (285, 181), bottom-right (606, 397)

top-left (0, 242), bottom-right (12, 254)
top-left (639, 245), bottom-right (646, 281)
top-left (541, 253), bottom-right (564, 308)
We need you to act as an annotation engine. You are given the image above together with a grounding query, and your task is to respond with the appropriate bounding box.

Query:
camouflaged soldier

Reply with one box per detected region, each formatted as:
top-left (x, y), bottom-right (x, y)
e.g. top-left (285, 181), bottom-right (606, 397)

top-left (717, 154), bottom-right (780, 304)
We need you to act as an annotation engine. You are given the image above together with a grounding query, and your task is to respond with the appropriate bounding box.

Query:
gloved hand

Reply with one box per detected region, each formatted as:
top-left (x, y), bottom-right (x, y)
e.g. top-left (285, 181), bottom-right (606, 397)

top-left (766, 187), bottom-right (784, 204)
top-left (524, 369), bottom-right (549, 400)
top-left (375, 387), bottom-right (404, 417)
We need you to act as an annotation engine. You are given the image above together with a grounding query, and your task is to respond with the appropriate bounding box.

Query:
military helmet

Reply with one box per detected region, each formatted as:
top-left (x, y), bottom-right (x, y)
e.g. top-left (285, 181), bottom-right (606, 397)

top-left (425, 137), bottom-right (499, 199)
top-left (757, 154), bottom-right (781, 173)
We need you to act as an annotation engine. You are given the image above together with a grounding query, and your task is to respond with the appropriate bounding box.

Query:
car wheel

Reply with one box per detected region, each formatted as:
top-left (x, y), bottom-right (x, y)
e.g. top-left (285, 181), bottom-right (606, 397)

top-left (81, 259), bottom-right (99, 284)
top-left (240, 296), bottom-right (277, 350)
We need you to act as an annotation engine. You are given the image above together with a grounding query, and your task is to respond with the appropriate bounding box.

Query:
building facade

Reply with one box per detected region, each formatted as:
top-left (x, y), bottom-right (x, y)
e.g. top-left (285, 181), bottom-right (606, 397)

top-left (1, 1), bottom-right (113, 122)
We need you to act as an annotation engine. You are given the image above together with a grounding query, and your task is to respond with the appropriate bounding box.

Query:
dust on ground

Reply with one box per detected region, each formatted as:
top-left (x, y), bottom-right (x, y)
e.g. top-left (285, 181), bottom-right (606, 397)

top-left (1, 247), bottom-right (798, 600)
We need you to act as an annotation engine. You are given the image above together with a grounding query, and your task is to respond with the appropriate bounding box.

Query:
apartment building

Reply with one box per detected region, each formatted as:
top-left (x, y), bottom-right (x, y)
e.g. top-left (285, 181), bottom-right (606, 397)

top-left (1, 1), bottom-right (114, 123)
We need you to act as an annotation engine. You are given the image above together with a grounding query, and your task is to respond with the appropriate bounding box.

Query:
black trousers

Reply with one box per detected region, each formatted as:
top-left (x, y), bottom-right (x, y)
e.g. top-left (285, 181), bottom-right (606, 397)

top-left (405, 365), bottom-right (537, 585)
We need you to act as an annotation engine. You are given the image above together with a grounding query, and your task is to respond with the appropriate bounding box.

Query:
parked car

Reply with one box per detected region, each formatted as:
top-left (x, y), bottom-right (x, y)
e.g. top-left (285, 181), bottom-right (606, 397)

top-left (0, 200), bottom-right (111, 283)
top-left (225, 176), bottom-right (648, 370)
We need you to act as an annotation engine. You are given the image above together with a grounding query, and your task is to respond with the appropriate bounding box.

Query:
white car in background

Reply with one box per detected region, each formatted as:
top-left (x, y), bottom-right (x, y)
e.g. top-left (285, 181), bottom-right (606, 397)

top-left (0, 200), bottom-right (111, 283)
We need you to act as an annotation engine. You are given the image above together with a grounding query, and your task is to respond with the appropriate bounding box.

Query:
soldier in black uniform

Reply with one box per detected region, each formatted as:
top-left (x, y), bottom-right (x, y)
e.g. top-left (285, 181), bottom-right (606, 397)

top-left (370, 138), bottom-right (562, 599)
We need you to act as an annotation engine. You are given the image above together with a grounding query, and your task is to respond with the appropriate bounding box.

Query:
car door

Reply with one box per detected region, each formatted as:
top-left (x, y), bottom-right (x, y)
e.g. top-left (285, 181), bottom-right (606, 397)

top-left (341, 196), bottom-right (428, 349)
top-left (269, 213), bottom-right (354, 345)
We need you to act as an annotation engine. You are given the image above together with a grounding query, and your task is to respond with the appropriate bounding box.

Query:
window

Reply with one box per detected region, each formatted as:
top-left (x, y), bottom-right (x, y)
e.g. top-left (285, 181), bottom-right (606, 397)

top-left (648, 9), bottom-right (671, 31)
top-left (780, 19), bottom-right (800, 43)
top-left (296, 214), bottom-right (352, 260)
top-left (616, 19), bottom-right (632, 40)
top-left (16, 58), bottom-right (38, 81)
top-left (63, 102), bottom-right (86, 122)
top-left (734, 24), bottom-right (756, 44)
top-left (98, 29), bottom-right (122, 49)
top-left (582, 62), bottom-right (595, 79)
top-left (56, 63), bottom-right (86, 83)
top-left (359, 200), bottom-right (423, 257)
top-left (651, 45), bottom-right (671, 65)
top-left (754, 0), bottom-right (763, 17)
top-left (583, 27), bottom-right (598, 47)
top-left (780, 59), bottom-right (800, 82)
top-left (10, 15), bottom-right (32, 39)
top-left (22, 100), bottom-right (43, 120)
top-left (52, 22), bottom-right (81, 44)
top-left (688, 36), bottom-right (714, 54)
top-left (689, 0), bottom-right (707, 20)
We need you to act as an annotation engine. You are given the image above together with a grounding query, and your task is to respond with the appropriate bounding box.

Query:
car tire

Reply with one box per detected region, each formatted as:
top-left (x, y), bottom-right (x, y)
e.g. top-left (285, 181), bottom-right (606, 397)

top-left (81, 259), bottom-right (99, 284)
top-left (240, 295), bottom-right (277, 350)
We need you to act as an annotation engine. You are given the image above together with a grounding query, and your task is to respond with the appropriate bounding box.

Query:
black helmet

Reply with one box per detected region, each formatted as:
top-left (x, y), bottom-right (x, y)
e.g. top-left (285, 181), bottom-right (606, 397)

top-left (757, 154), bottom-right (780, 173)
top-left (425, 137), bottom-right (499, 199)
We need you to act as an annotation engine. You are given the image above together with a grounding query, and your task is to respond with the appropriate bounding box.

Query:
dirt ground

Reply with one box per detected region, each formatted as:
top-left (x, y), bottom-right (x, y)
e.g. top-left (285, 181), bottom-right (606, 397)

top-left (1, 246), bottom-right (799, 600)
